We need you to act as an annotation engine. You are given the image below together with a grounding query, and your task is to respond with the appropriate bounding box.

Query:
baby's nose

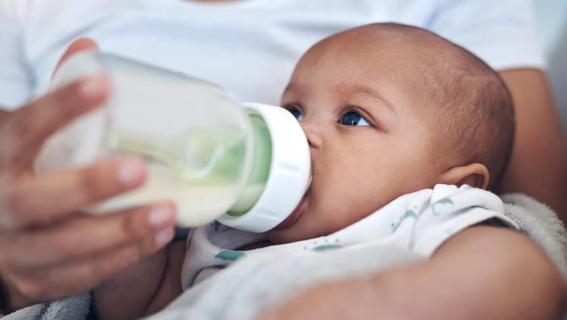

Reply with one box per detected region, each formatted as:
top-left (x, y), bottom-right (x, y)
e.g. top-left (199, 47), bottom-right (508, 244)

top-left (300, 120), bottom-right (323, 149)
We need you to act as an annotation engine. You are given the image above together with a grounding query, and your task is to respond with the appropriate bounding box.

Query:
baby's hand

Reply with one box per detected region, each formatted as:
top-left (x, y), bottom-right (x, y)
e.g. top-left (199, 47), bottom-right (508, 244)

top-left (93, 239), bottom-right (185, 319)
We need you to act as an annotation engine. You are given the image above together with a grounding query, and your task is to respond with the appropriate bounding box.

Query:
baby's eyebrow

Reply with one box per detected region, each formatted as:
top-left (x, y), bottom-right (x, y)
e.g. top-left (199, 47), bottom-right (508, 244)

top-left (282, 82), bottom-right (303, 99)
top-left (281, 82), bottom-right (300, 100)
top-left (336, 83), bottom-right (396, 114)
top-left (283, 82), bottom-right (294, 93)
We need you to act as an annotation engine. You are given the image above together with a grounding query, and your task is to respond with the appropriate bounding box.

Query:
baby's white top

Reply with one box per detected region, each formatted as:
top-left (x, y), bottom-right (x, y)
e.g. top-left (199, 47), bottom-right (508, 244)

top-left (0, 0), bottom-right (544, 109)
top-left (181, 184), bottom-right (516, 289)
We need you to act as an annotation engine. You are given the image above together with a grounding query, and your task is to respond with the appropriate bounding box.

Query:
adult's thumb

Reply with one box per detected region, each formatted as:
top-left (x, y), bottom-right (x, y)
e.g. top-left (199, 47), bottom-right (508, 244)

top-left (53, 38), bottom-right (99, 77)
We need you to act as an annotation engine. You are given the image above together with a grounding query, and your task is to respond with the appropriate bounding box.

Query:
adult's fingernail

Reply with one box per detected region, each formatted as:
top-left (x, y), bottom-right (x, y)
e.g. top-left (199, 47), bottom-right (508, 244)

top-left (80, 75), bottom-right (106, 100)
top-left (155, 228), bottom-right (174, 247)
top-left (148, 204), bottom-right (175, 227)
top-left (117, 158), bottom-right (146, 186)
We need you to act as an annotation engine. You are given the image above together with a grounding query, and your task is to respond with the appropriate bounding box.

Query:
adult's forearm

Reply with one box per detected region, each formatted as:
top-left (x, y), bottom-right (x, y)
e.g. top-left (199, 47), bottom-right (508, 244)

top-left (498, 69), bottom-right (567, 221)
top-left (260, 226), bottom-right (566, 320)
top-left (371, 227), bottom-right (566, 319)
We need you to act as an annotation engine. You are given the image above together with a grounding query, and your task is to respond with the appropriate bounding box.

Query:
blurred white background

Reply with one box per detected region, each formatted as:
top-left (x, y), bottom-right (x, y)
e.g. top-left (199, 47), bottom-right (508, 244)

top-left (534, 0), bottom-right (567, 137)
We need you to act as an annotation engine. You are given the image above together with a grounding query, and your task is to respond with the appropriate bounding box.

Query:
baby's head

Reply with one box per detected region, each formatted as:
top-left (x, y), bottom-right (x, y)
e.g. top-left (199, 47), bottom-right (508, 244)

top-left (266, 23), bottom-right (514, 243)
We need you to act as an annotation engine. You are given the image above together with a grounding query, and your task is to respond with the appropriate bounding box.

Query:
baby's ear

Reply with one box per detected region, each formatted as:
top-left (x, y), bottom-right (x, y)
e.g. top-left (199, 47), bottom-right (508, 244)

top-left (439, 163), bottom-right (490, 189)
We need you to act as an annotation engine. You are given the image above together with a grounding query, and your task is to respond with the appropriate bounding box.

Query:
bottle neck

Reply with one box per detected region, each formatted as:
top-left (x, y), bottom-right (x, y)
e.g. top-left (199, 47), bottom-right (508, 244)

top-left (227, 113), bottom-right (272, 215)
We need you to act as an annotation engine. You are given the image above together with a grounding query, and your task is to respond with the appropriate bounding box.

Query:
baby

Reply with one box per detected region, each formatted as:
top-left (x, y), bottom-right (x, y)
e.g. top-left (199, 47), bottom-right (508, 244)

top-left (269, 22), bottom-right (514, 244)
top-left (94, 23), bottom-right (528, 318)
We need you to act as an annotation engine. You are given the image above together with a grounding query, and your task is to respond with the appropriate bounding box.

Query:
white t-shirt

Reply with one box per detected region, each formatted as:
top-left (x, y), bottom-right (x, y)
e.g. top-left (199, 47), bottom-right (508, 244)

top-left (181, 184), bottom-right (516, 289)
top-left (0, 0), bottom-right (544, 110)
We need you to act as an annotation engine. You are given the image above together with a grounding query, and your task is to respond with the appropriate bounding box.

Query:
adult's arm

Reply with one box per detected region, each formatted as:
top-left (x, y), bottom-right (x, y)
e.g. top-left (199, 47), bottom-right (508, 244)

top-left (498, 69), bottom-right (567, 219)
top-left (260, 226), bottom-right (566, 320)
top-left (426, 0), bottom-right (567, 217)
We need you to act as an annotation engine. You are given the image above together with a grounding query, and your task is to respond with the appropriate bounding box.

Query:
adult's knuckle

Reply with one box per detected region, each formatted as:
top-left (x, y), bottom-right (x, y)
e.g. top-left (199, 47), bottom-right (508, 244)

top-left (8, 113), bottom-right (31, 143)
top-left (120, 213), bottom-right (143, 239)
top-left (50, 86), bottom-right (79, 118)
top-left (80, 164), bottom-right (113, 201)
top-left (89, 259), bottom-right (111, 277)
top-left (52, 235), bottom-right (79, 259)
top-left (16, 278), bottom-right (49, 302)
top-left (0, 208), bottom-right (17, 230)
top-left (0, 234), bottom-right (20, 264)
top-left (0, 122), bottom-right (24, 163)
top-left (2, 190), bottom-right (31, 228)
top-left (7, 190), bottom-right (30, 216)
top-left (23, 91), bottom-right (77, 141)
top-left (78, 165), bottom-right (97, 191)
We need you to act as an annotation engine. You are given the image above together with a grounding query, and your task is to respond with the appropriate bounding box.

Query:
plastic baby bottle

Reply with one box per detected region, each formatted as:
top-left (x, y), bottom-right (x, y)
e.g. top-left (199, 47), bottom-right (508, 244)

top-left (35, 52), bottom-right (311, 233)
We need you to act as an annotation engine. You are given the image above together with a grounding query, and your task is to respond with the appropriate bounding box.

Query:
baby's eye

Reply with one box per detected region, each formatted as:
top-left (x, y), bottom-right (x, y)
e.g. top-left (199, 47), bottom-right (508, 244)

top-left (284, 104), bottom-right (304, 121)
top-left (338, 110), bottom-right (370, 126)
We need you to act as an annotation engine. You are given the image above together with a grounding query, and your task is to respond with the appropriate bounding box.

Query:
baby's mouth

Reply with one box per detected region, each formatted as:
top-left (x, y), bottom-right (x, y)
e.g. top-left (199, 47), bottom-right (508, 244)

top-left (274, 190), bottom-right (309, 230)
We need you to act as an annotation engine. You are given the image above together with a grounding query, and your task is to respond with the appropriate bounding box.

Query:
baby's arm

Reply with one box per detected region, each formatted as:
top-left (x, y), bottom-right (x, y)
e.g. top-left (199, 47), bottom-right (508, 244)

top-left (93, 240), bottom-right (185, 319)
top-left (261, 226), bottom-right (566, 319)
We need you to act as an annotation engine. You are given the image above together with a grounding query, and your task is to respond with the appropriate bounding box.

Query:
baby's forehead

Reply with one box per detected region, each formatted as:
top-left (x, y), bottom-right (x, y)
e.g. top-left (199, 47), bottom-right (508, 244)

top-left (294, 30), bottom-right (443, 108)
top-left (302, 24), bottom-right (463, 77)
top-left (289, 24), bottom-right (497, 124)
top-left (313, 26), bottom-right (415, 56)
top-left (301, 33), bottom-right (435, 92)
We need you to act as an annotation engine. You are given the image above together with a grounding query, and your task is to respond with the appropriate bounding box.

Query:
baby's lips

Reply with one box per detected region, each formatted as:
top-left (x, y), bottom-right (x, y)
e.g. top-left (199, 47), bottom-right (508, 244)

top-left (274, 191), bottom-right (309, 230)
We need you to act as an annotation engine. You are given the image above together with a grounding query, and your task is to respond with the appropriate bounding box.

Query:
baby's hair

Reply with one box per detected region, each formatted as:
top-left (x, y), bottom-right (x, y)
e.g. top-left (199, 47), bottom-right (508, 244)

top-left (348, 23), bottom-right (515, 190)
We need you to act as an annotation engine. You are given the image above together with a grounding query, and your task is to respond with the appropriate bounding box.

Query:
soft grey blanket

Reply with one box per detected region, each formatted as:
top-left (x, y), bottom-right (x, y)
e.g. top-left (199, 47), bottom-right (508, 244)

top-left (4, 194), bottom-right (567, 320)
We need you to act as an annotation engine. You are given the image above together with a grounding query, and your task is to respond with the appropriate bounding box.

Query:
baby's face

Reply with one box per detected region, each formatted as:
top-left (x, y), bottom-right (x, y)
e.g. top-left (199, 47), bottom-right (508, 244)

top-left (266, 33), bottom-right (447, 243)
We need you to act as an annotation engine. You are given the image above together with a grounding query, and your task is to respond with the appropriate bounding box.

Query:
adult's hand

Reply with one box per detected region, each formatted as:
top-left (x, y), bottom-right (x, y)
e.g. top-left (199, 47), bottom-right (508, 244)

top-left (0, 38), bottom-right (177, 312)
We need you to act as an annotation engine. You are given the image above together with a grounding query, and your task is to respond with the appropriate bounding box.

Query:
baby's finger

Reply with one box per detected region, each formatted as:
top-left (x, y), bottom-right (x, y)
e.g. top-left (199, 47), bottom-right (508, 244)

top-left (0, 156), bottom-right (146, 229)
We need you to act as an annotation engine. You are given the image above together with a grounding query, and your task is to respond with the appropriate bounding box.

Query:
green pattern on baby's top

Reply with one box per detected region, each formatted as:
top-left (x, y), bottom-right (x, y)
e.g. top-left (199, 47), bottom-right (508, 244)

top-left (311, 244), bottom-right (343, 252)
top-left (431, 197), bottom-right (454, 216)
top-left (215, 250), bottom-right (246, 261)
top-left (212, 221), bottom-right (222, 231)
top-left (391, 209), bottom-right (417, 232)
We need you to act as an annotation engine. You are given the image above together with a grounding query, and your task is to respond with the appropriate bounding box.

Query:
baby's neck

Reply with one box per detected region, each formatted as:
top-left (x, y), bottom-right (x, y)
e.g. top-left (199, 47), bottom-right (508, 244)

top-left (237, 240), bottom-right (273, 250)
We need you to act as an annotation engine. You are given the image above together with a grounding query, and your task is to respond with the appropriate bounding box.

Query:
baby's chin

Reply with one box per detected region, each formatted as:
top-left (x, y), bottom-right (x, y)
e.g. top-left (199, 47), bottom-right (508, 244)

top-left (266, 192), bottom-right (316, 243)
top-left (266, 211), bottom-right (335, 244)
top-left (265, 214), bottom-right (316, 244)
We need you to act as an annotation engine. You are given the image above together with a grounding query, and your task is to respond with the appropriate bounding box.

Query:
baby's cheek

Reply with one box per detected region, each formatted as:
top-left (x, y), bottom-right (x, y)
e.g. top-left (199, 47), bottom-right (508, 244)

top-left (267, 165), bottom-right (398, 242)
top-left (311, 196), bottom-right (371, 234)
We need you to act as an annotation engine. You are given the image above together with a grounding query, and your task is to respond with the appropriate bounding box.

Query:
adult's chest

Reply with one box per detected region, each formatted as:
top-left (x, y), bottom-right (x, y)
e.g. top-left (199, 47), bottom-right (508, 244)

top-left (24, 0), bottom-right (434, 103)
